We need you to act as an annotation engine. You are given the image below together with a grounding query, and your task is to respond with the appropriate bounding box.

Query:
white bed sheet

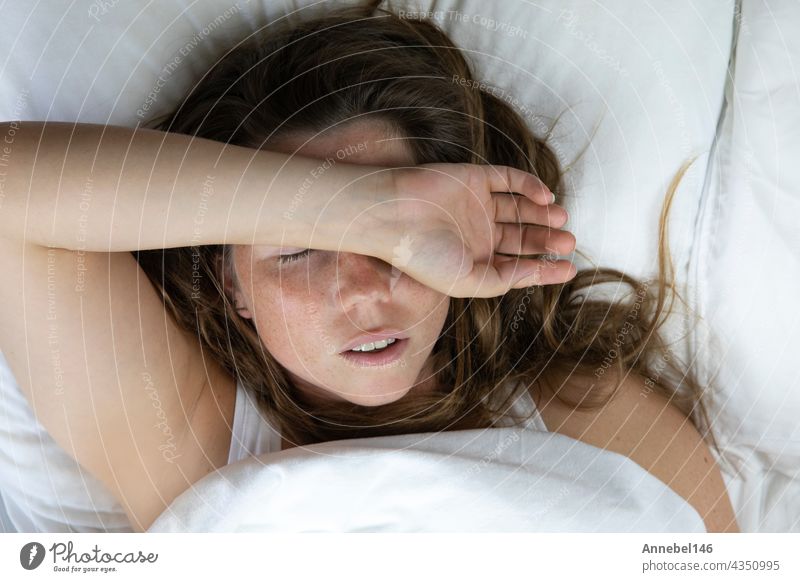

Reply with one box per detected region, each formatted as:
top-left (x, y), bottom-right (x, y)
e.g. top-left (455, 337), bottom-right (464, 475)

top-left (687, 0), bottom-right (800, 532)
top-left (0, 0), bottom-right (796, 532)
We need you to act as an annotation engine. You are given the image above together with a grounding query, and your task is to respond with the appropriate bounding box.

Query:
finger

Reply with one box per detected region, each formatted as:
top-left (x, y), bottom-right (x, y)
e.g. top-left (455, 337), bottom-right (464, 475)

top-left (486, 165), bottom-right (554, 206)
top-left (495, 224), bottom-right (577, 256)
top-left (494, 257), bottom-right (578, 287)
top-left (458, 262), bottom-right (511, 298)
top-left (493, 193), bottom-right (568, 228)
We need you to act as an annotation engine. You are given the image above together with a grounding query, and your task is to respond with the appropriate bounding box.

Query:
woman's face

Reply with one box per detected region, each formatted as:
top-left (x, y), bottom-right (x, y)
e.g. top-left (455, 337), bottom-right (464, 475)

top-left (228, 121), bottom-right (450, 407)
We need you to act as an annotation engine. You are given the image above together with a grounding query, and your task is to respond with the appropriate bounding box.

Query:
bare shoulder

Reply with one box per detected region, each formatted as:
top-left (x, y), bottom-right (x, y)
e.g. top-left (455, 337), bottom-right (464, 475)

top-left (0, 238), bottom-right (237, 531)
top-left (531, 371), bottom-right (739, 532)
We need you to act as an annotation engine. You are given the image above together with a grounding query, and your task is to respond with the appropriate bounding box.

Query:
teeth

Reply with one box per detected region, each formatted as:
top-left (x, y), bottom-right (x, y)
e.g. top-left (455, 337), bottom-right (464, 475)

top-left (351, 338), bottom-right (396, 352)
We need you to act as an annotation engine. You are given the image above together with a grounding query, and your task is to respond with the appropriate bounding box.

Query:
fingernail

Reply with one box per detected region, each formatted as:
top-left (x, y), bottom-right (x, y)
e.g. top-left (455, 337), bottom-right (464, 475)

top-left (550, 191), bottom-right (556, 204)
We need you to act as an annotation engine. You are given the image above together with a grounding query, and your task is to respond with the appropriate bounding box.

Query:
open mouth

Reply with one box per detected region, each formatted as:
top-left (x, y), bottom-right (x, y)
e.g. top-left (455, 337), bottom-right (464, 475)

top-left (339, 338), bottom-right (408, 366)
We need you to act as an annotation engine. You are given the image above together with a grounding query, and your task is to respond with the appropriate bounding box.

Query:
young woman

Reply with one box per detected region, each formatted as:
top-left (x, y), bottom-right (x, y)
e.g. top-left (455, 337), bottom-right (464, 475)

top-left (0, 1), bottom-right (737, 532)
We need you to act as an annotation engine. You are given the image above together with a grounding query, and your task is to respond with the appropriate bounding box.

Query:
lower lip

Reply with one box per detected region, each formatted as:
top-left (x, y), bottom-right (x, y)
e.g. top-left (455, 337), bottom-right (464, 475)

top-left (339, 338), bottom-right (408, 367)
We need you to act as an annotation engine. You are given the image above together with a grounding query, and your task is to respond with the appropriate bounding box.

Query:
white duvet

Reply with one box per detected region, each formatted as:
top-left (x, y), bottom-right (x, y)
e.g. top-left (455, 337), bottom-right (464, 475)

top-left (147, 428), bottom-right (706, 533)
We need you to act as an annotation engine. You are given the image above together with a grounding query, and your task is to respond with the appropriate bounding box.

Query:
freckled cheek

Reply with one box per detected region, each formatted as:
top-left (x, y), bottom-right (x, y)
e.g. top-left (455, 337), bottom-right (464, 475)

top-left (250, 282), bottom-right (328, 356)
top-left (406, 280), bottom-right (449, 313)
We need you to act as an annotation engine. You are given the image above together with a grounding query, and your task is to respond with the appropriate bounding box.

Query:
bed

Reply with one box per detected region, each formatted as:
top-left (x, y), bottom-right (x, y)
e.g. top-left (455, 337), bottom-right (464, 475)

top-left (0, 0), bottom-right (797, 532)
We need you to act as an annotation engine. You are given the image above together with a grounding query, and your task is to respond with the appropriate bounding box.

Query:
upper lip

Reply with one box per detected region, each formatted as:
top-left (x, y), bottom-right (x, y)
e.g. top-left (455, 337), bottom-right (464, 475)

top-left (339, 329), bottom-right (408, 353)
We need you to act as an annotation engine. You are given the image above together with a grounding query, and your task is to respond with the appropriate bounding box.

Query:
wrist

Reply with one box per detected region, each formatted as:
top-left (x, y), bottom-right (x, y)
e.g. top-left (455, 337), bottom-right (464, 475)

top-left (303, 161), bottom-right (397, 260)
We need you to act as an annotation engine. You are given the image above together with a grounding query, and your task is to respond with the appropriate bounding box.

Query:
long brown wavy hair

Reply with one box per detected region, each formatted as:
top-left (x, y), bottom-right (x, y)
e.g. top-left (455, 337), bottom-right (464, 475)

top-left (135, 0), bottom-right (720, 457)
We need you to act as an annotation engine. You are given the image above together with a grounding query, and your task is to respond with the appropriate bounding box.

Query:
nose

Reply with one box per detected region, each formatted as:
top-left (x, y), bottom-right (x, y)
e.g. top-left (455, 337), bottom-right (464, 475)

top-left (334, 251), bottom-right (396, 310)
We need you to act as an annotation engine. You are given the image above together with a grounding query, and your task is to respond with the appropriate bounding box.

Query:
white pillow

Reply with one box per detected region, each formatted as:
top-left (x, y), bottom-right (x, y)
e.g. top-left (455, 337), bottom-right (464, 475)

top-left (0, 0), bottom-right (740, 530)
top-left (0, 0), bottom-right (735, 391)
top-left (0, 0), bottom-right (734, 282)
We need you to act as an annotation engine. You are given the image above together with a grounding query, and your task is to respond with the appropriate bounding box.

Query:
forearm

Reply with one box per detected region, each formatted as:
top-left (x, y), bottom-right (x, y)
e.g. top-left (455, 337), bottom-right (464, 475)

top-left (0, 121), bottom-right (380, 252)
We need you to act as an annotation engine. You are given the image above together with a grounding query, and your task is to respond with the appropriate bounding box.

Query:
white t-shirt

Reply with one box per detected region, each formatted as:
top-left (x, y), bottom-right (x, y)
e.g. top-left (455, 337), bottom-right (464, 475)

top-left (0, 349), bottom-right (546, 532)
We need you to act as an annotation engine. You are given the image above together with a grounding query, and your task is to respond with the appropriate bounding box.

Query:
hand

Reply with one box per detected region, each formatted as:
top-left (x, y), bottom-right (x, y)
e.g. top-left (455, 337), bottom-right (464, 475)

top-left (363, 163), bottom-right (577, 298)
